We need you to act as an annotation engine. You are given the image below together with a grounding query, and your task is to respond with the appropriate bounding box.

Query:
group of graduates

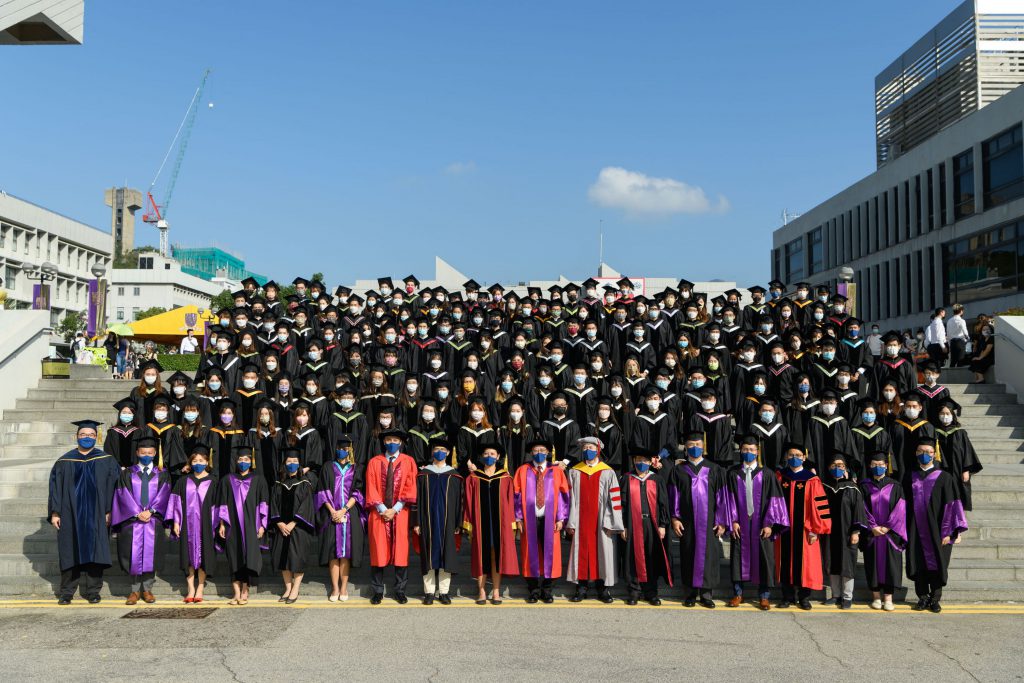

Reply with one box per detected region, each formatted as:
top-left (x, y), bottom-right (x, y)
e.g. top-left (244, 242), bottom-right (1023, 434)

top-left (48, 275), bottom-right (979, 612)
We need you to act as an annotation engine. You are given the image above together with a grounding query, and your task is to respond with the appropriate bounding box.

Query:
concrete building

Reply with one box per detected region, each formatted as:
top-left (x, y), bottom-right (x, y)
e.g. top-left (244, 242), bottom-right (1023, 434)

top-left (0, 192), bottom-right (112, 326)
top-left (0, 0), bottom-right (84, 45)
top-left (108, 251), bottom-right (228, 323)
top-left (104, 187), bottom-right (143, 257)
top-left (771, 0), bottom-right (1024, 330)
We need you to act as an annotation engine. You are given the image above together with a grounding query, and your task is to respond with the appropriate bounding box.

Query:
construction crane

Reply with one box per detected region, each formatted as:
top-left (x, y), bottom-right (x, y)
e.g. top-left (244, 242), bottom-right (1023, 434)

top-left (143, 68), bottom-right (212, 257)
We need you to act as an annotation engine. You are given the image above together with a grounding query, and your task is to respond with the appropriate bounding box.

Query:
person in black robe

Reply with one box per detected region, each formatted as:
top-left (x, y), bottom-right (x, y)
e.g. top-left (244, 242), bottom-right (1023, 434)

top-left (801, 389), bottom-right (855, 472)
top-left (215, 447), bottom-right (270, 605)
top-left (849, 398), bottom-right (894, 479)
top-left (820, 455), bottom-right (866, 609)
top-left (499, 399), bottom-right (536, 471)
top-left (104, 398), bottom-right (142, 468)
top-left (270, 448), bottom-right (317, 603)
top-left (620, 450), bottom-right (673, 605)
top-left (742, 399), bottom-right (788, 471)
top-left (859, 452), bottom-right (907, 612)
top-left (906, 437), bottom-right (968, 613)
top-left (539, 390), bottom-right (583, 466)
top-left (48, 420), bottom-right (120, 604)
top-left (413, 438), bottom-right (464, 605)
top-left (166, 446), bottom-right (218, 603)
top-left (685, 387), bottom-right (736, 466)
top-left (110, 437), bottom-right (171, 605)
top-left (873, 331), bottom-right (917, 397)
top-left (316, 438), bottom-right (365, 602)
top-left (889, 391), bottom-right (936, 483)
top-left (141, 395), bottom-right (179, 473)
top-left (325, 384), bottom-right (373, 469)
top-left (629, 386), bottom-right (677, 458)
top-left (210, 399), bottom-right (249, 478)
top-left (933, 399), bottom-right (983, 511)
top-left (588, 396), bottom-right (626, 473)
top-left (668, 432), bottom-right (731, 607)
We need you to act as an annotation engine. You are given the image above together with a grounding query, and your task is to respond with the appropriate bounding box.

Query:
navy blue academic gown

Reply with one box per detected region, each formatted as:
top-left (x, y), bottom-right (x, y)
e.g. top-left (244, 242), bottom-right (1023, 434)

top-left (47, 448), bottom-right (120, 571)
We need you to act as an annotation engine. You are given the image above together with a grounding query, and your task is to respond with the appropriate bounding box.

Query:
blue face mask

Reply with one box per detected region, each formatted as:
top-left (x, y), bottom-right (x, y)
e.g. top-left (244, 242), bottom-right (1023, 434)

top-left (798, 383), bottom-right (810, 393)
top-left (760, 410), bottom-right (774, 423)
top-left (741, 451), bottom-right (758, 463)
top-left (830, 467), bottom-right (845, 479)
top-left (191, 463), bottom-right (207, 474)
top-left (583, 448), bottom-right (598, 461)
top-left (691, 379), bottom-right (705, 390)
top-left (917, 452), bottom-right (933, 465)
top-left (678, 339), bottom-right (689, 348)
top-left (385, 442), bottom-right (400, 455)
top-left (788, 456), bottom-right (804, 469)
top-left (77, 437), bottom-right (97, 450)
top-left (821, 351), bottom-right (835, 361)
top-left (634, 462), bottom-right (651, 473)
top-left (119, 413), bottom-right (134, 424)
top-left (137, 455), bottom-right (154, 466)
top-left (848, 329), bottom-right (860, 338)
top-left (336, 448), bottom-right (350, 460)
top-left (655, 379), bottom-right (669, 390)
top-left (432, 449), bottom-right (448, 462)
top-left (753, 385), bottom-right (766, 396)
top-left (861, 412), bottom-right (876, 424)
top-left (533, 452), bottom-right (548, 465)
top-left (481, 455), bottom-right (498, 466)
top-left (687, 446), bottom-right (703, 460)
top-left (286, 462), bottom-right (300, 474)
top-left (500, 381), bottom-right (514, 393)
top-left (237, 461), bottom-right (251, 472)
top-left (871, 465), bottom-right (887, 477)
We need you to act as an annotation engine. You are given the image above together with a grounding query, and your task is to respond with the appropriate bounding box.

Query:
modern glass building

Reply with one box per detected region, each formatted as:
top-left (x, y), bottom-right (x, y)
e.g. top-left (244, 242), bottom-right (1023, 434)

top-left (771, 0), bottom-right (1024, 328)
top-left (170, 245), bottom-right (266, 285)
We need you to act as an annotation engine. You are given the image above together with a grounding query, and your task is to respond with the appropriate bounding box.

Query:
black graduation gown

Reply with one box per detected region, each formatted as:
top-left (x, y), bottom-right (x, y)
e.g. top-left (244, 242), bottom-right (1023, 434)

top-left (628, 410), bottom-right (677, 457)
top-left (687, 411), bottom-right (736, 465)
top-left (407, 424), bottom-right (449, 466)
top-left (168, 473), bottom-right (219, 572)
top-left (130, 387), bottom-right (170, 425)
top-left (215, 472), bottom-right (270, 576)
top-left (499, 424), bottom-right (535, 471)
top-left (590, 422), bottom-right (626, 473)
top-left (454, 425), bottom-right (498, 475)
top-left (140, 420), bottom-right (179, 471)
top-left (668, 459), bottom-right (729, 589)
top-left (103, 425), bottom-right (142, 468)
top-left (414, 467), bottom-right (465, 575)
top-left (888, 419), bottom-right (936, 483)
top-left (766, 363), bottom-right (798, 404)
top-left (783, 397), bottom-right (819, 446)
top-left (873, 356), bottom-right (916, 399)
top-left (270, 474), bottom-right (317, 573)
top-left (48, 448), bottom-right (120, 571)
top-left (249, 427), bottom-right (285, 486)
top-left (745, 421), bottom-right (788, 471)
top-left (838, 338), bottom-right (874, 395)
top-left (315, 461), bottom-right (365, 567)
top-left (858, 476), bottom-right (906, 589)
top-left (539, 416), bottom-right (582, 466)
top-left (935, 425), bottom-right (983, 511)
top-left (289, 427), bottom-right (325, 475)
top-left (905, 468), bottom-right (966, 586)
top-left (850, 423), bottom-right (895, 478)
top-left (209, 426), bottom-right (248, 478)
top-left (619, 472), bottom-right (672, 590)
top-left (726, 465), bottom-right (788, 586)
top-left (326, 409), bottom-right (373, 469)
top-left (821, 478), bottom-right (866, 579)
top-left (801, 413), bottom-right (855, 471)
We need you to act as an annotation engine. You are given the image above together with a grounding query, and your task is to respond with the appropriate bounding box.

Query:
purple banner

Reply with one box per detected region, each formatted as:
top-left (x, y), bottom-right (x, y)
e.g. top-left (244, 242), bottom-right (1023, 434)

top-left (32, 284), bottom-right (50, 311)
top-left (87, 279), bottom-right (99, 337)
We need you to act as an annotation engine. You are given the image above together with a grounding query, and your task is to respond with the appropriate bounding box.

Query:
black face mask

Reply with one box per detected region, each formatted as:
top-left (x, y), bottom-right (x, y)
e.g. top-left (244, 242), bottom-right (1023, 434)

top-left (552, 406), bottom-right (567, 417)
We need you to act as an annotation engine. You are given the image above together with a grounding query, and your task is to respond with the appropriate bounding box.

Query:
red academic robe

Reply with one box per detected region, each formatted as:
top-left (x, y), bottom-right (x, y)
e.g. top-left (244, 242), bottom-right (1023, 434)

top-left (513, 464), bottom-right (570, 579)
top-left (462, 469), bottom-right (520, 578)
top-left (365, 453), bottom-right (418, 567)
top-left (775, 469), bottom-right (832, 590)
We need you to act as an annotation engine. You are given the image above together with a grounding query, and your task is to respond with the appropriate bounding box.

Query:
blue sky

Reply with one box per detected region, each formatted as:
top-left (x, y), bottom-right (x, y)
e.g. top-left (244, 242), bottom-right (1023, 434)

top-left (2, 0), bottom-right (953, 286)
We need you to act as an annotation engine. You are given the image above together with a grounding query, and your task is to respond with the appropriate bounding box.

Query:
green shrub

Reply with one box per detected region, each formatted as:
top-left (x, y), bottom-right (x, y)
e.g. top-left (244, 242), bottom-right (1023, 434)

top-left (157, 354), bottom-right (201, 372)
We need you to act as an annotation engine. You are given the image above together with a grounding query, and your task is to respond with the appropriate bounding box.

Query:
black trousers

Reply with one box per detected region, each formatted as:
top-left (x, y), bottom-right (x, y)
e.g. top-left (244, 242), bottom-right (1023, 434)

top-left (525, 516), bottom-right (553, 597)
top-left (949, 338), bottom-right (967, 367)
top-left (914, 570), bottom-right (943, 602)
top-left (927, 343), bottom-right (946, 366)
top-left (781, 584), bottom-right (811, 602)
top-left (870, 582), bottom-right (895, 594)
top-left (627, 578), bottom-right (659, 599)
top-left (685, 585), bottom-right (712, 601)
top-left (371, 565), bottom-right (408, 594)
top-left (59, 563), bottom-right (104, 599)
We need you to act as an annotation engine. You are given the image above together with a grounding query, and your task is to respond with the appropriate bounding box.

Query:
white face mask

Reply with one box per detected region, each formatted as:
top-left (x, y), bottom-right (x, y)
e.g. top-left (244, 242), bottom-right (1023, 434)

top-left (701, 400), bottom-right (716, 411)
top-left (154, 410), bottom-right (168, 421)
top-left (429, 359), bottom-right (442, 369)
top-left (266, 361), bottom-right (278, 371)
top-left (597, 409), bottom-right (611, 420)
top-left (904, 407), bottom-right (920, 420)
top-left (646, 400), bottom-right (660, 412)
top-left (883, 390), bottom-right (896, 401)
top-left (821, 403), bottom-right (837, 416)
top-left (470, 410), bottom-right (485, 422)
top-left (144, 374), bottom-right (157, 386)
top-left (241, 339), bottom-right (253, 348)
top-left (939, 414), bottom-right (953, 426)
top-left (172, 385), bottom-right (186, 397)
top-left (242, 378), bottom-right (258, 390)
top-left (509, 410), bottom-right (523, 423)
top-left (339, 398), bottom-right (354, 410)
top-left (421, 410), bottom-right (436, 422)
top-left (610, 386), bottom-right (623, 398)
top-left (741, 352), bottom-right (755, 363)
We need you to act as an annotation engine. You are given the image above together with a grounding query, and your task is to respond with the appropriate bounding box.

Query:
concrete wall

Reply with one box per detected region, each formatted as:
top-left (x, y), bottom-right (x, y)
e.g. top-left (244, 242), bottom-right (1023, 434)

top-left (0, 310), bottom-right (52, 414)
top-left (995, 315), bottom-right (1024, 404)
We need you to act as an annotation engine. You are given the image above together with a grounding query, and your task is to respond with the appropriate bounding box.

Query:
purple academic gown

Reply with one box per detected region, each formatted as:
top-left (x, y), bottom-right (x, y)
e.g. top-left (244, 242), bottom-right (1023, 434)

top-left (110, 466), bottom-right (171, 575)
top-left (860, 477), bottom-right (907, 589)
top-left (165, 476), bottom-right (218, 571)
top-left (729, 468), bottom-right (790, 586)
top-left (215, 474), bottom-right (270, 575)
top-left (315, 462), bottom-right (366, 563)
top-left (668, 461), bottom-right (732, 588)
top-left (907, 468), bottom-right (968, 585)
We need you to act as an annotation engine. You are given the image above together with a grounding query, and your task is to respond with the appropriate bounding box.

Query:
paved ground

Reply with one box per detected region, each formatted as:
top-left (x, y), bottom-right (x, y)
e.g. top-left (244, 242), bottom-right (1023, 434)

top-left (0, 598), bottom-right (1019, 682)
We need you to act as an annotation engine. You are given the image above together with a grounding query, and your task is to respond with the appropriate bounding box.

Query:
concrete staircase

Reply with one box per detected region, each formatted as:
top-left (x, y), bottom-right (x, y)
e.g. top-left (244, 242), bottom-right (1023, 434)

top-left (0, 372), bottom-right (1022, 602)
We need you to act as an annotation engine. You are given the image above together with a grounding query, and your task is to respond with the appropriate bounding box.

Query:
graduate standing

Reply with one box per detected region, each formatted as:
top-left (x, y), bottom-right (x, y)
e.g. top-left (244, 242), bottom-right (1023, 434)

top-left (775, 443), bottom-right (832, 610)
top-left (215, 448), bottom-right (270, 606)
top-left (566, 437), bottom-right (624, 603)
top-left (166, 446), bottom-right (218, 603)
top-left (365, 429), bottom-right (418, 604)
top-left (48, 420), bottom-right (120, 605)
top-left (859, 452), bottom-right (907, 612)
top-left (725, 437), bottom-right (790, 610)
top-left (820, 455), bottom-right (866, 609)
top-left (110, 437), bottom-right (171, 605)
top-left (906, 437), bottom-right (968, 613)
top-left (619, 450), bottom-right (673, 606)
top-left (413, 438), bottom-right (464, 605)
top-left (463, 444), bottom-right (519, 605)
top-left (270, 449), bottom-right (317, 603)
top-left (315, 436), bottom-right (365, 602)
top-left (513, 440), bottom-right (570, 603)
top-left (668, 432), bottom-right (733, 608)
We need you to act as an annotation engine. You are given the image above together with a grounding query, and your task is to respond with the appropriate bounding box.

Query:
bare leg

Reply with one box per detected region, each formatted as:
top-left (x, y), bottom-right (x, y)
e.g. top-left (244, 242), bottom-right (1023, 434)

top-left (289, 572), bottom-right (304, 599)
top-left (329, 560), bottom-right (341, 598)
top-left (477, 575), bottom-right (487, 601)
top-left (281, 570), bottom-right (293, 600)
top-left (231, 580), bottom-right (242, 603)
top-left (196, 568), bottom-right (207, 600)
top-left (491, 569), bottom-right (502, 601)
top-left (185, 567), bottom-right (196, 600)
top-left (339, 558), bottom-right (351, 598)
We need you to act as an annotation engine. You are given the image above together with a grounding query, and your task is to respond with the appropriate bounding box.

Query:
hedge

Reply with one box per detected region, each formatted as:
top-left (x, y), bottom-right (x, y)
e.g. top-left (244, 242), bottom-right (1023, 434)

top-left (157, 354), bottom-right (201, 372)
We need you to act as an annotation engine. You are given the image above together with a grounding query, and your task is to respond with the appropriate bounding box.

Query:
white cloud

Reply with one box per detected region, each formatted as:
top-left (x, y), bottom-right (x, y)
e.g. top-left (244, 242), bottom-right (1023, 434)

top-left (587, 166), bottom-right (728, 217)
top-left (444, 160), bottom-right (477, 175)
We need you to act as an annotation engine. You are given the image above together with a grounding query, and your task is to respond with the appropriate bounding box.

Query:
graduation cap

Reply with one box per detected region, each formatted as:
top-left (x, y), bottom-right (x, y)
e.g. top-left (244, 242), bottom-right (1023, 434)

top-left (856, 396), bottom-right (878, 410)
top-left (346, 293), bottom-right (364, 305)
top-left (563, 282), bottom-right (580, 293)
top-left (527, 286), bottom-right (542, 298)
top-left (335, 434), bottom-right (354, 448)
top-left (815, 284), bottom-right (831, 293)
top-left (428, 437), bottom-right (453, 451)
top-left (279, 447), bottom-right (303, 462)
top-left (723, 288), bottom-right (741, 299)
top-left (831, 293), bottom-right (848, 304)
top-left (292, 277), bottom-right (310, 288)
top-left (136, 436), bottom-right (160, 450)
top-left (240, 362), bottom-right (262, 376)
top-left (922, 361), bottom-right (941, 373)
top-left (72, 419), bottom-right (103, 432)
top-left (113, 398), bottom-right (137, 413)
top-left (916, 436), bottom-right (938, 449)
top-left (217, 398), bottom-right (239, 412)
top-left (582, 278), bottom-right (599, 289)
top-left (782, 441), bottom-right (805, 454)
top-left (190, 444), bottom-right (211, 457)
top-left (682, 430), bottom-right (705, 443)
top-left (748, 285), bottom-right (767, 295)
top-left (335, 285), bottom-right (352, 297)
top-left (902, 390), bottom-right (925, 404)
top-left (138, 359), bottom-right (164, 374)
top-left (377, 276), bottom-right (394, 289)
top-left (547, 284), bottom-right (563, 295)
top-left (602, 284), bottom-right (618, 294)
top-left (263, 280), bottom-right (280, 291)
top-left (677, 278), bottom-right (695, 290)
top-left (462, 279), bottom-right (481, 292)
top-left (641, 385), bottom-right (662, 398)
top-left (817, 337), bottom-right (837, 348)
top-left (525, 439), bottom-right (555, 452)
top-left (476, 442), bottom-right (505, 458)
top-left (835, 362), bottom-right (853, 373)
top-left (241, 277), bottom-right (260, 289)
top-left (615, 277), bottom-right (634, 289)
top-left (768, 279), bottom-right (785, 289)
top-left (820, 389), bottom-right (838, 400)
top-left (165, 372), bottom-right (192, 388)
top-left (577, 435), bottom-right (604, 450)
top-left (231, 290), bottom-right (248, 301)
top-left (232, 445), bottom-right (256, 459)
top-left (379, 428), bottom-right (407, 441)
top-left (487, 283), bottom-right (506, 294)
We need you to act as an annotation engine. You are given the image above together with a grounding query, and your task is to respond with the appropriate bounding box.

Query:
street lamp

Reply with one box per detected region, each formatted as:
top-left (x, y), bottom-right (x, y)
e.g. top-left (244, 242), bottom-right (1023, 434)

top-left (88, 263), bottom-right (108, 338)
top-left (22, 261), bottom-right (57, 310)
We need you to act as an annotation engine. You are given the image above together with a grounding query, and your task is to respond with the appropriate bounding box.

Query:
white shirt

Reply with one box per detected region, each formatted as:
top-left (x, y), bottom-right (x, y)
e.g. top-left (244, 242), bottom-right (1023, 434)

top-left (946, 314), bottom-right (969, 342)
top-left (179, 336), bottom-right (199, 354)
top-left (926, 317), bottom-right (947, 346)
top-left (534, 463), bottom-right (547, 517)
top-left (866, 333), bottom-right (883, 355)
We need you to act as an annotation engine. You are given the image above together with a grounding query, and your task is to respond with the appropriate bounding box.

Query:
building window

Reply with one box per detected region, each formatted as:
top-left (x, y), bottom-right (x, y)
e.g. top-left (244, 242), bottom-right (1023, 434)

top-left (139, 256), bottom-right (153, 270)
top-left (944, 220), bottom-right (1020, 305)
top-left (132, 307), bottom-right (140, 319)
top-left (808, 227), bottom-right (823, 275)
top-left (4, 266), bottom-right (15, 290)
top-left (117, 286), bottom-right (125, 296)
top-left (772, 248), bottom-right (782, 282)
top-left (784, 237), bottom-right (804, 283)
top-left (954, 149), bottom-right (975, 219)
top-left (133, 287), bottom-right (141, 296)
top-left (983, 125), bottom-right (1024, 209)
top-left (939, 162), bottom-right (947, 226)
top-left (116, 308), bottom-right (125, 321)
top-left (926, 168), bottom-right (934, 231)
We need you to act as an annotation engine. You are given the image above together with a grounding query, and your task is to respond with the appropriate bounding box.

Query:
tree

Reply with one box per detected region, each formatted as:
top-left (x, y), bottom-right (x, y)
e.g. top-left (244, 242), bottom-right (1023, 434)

top-left (56, 311), bottom-right (86, 343)
top-left (112, 246), bottom-right (159, 270)
top-left (311, 272), bottom-right (324, 284)
top-left (135, 306), bottom-right (167, 321)
top-left (210, 289), bottom-right (234, 313)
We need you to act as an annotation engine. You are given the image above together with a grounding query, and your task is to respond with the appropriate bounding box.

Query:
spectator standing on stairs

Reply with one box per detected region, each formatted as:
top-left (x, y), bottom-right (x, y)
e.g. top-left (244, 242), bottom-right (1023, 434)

top-left (945, 304), bottom-right (970, 368)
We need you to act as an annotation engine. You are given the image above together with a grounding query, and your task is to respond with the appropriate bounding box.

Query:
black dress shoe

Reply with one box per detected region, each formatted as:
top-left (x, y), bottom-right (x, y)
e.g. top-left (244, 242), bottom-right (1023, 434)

top-left (541, 594), bottom-right (554, 604)
top-left (928, 601), bottom-right (942, 613)
top-left (57, 596), bottom-right (71, 605)
top-left (526, 594), bottom-right (539, 604)
top-left (438, 594), bottom-right (452, 605)
top-left (648, 597), bottom-right (662, 606)
top-left (569, 588), bottom-right (585, 603)
top-left (911, 598), bottom-right (929, 611)
top-left (370, 593), bottom-right (384, 605)
top-left (395, 593), bottom-right (408, 604)
top-left (798, 599), bottom-right (812, 611)
top-left (776, 600), bottom-right (793, 609)
top-left (624, 598), bottom-right (638, 606)
top-left (841, 599), bottom-right (853, 610)
top-left (87, 596), bottom-right (101, 604)
top-left (422, 595), bottom-right (434, 605)
top-left (599, 591), bottom-right (614, 604)
top-left (698, 598), bottom-right (716, 609)
top-left (683, 598), bottom-right (697, 607)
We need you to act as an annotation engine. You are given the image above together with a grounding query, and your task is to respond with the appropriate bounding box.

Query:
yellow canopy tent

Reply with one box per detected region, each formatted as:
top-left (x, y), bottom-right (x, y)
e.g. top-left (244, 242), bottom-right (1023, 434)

top-left (128, 306), bottom-right (213, 345)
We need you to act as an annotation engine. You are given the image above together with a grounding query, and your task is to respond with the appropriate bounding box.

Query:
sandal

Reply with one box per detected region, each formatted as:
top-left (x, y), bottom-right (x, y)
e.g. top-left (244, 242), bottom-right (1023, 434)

top-left (328, 594), bottom-right (339, 603)
top-left (227, 599), bottom-right (241, 606)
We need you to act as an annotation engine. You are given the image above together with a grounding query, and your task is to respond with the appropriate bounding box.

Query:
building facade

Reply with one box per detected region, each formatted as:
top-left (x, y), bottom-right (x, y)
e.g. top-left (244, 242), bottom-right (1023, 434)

top-left (108, 252), bottom-right (227, 323)
top-left (0, 0), bottom-right (84, 45)
top-left (772, 1), bottom-right (1024, 330)
top-left (104, 187), bottom-right (143, 257)
top-left (0, 193), bottom-right (112, 325)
